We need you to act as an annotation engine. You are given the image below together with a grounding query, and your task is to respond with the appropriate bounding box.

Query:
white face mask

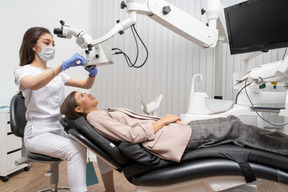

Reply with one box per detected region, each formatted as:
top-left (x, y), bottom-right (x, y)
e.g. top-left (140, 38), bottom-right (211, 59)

top-left (35, 44), bottom-right (55, 62)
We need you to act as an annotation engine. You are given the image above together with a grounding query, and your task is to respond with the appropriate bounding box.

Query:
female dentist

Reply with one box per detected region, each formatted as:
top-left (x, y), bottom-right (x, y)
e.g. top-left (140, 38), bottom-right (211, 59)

top-left (14, 27), bottom-right (101, 192)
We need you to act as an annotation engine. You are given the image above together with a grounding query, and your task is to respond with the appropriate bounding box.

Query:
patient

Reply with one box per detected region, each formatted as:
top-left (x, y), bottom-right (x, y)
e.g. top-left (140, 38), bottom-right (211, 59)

top-left (60, 91), bottom-right (288, 163)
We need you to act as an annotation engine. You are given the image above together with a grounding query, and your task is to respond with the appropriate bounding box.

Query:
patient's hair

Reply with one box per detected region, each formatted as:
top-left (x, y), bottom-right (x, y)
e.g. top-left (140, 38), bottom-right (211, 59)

top-left (60, 91), bottom-right (84, 119)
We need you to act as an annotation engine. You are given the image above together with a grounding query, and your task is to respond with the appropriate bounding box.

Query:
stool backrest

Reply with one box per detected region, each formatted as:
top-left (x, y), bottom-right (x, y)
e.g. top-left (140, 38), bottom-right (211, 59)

top-left (10, 94), bottom-right (27, 138)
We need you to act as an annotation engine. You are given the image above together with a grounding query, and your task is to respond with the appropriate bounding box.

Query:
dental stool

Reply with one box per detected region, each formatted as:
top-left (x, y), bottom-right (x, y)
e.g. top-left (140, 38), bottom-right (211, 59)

top-left (10, 94), bottom-right (69, 192)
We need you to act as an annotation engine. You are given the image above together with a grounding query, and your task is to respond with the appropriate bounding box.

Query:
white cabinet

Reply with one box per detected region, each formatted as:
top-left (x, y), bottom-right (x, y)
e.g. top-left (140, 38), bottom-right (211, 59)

top-left (0, 109), bottom-right (28, 182)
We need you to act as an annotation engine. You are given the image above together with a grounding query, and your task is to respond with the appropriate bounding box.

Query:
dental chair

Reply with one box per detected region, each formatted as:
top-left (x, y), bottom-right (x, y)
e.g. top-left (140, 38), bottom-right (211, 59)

top-left (60, 116), bottom-right (288, 192)
top-left (10, 94), bottom-right (69, 192)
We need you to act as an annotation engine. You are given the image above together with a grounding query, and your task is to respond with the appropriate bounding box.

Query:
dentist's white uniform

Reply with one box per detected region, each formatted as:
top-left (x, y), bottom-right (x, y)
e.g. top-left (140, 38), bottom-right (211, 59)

top-left (15, 65), bottom-right (87, 192)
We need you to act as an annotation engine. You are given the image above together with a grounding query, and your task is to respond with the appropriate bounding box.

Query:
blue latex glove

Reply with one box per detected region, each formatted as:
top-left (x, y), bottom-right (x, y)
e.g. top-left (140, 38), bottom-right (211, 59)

top-left (85, 66), bottom-right (98, 77)
top-left (62, 53), bottom-right (85, 71)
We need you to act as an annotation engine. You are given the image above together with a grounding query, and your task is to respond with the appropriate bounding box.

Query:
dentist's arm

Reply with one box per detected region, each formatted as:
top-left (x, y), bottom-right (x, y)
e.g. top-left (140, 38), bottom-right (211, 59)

top-left (65, 65), bottom-right (98, 89)
top-left (65, 75), bottom-right (95, 89)
top-left (20, 64), bottom-right (62, 90)
top-left (20, 53), bottom-right (88, 90)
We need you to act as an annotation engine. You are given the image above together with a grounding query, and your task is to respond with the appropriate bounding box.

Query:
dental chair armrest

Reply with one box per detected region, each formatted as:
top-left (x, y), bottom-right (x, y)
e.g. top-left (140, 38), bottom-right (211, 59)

top-left (118, 142), bottom-right (160, 165)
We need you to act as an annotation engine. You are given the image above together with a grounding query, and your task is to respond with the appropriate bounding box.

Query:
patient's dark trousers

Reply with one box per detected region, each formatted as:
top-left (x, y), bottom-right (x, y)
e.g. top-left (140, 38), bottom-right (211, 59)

top-left (186, 115), bottom-right (288, 156)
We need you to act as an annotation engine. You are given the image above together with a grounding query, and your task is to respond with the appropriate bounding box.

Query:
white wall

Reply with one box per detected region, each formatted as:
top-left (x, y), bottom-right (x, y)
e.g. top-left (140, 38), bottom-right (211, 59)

top-left (0, 0), bottom-right (93, 105)
top-left (0, 0), bottom-right (287, 131)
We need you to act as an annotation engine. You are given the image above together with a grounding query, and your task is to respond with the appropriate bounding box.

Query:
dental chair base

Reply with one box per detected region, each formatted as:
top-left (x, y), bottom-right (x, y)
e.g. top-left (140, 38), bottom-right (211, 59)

top-left (60, 117), bottom-right (288, 192)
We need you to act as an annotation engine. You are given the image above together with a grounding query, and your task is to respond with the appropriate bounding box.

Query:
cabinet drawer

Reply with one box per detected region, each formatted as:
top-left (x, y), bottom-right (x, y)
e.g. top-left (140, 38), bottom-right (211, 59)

top-left (6, 150), bottom-right (23, 172)
top-left (6, 134), bottom-right (22, 153)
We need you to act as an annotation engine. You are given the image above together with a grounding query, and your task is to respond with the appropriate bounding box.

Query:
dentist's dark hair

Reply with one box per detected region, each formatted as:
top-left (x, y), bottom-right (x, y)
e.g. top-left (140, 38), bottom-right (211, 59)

top-left (60, 91), bottom-right (84, 119)
top-left (19, 27), bottom-right (51, 66)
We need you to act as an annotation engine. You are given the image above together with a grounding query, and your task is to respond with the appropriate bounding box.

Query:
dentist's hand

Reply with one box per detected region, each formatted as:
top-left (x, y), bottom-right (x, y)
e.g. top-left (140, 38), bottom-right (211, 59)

top-left (62, 53), bottom-right (85, 71)
top-left (85, 66), bottom-right (98, 77)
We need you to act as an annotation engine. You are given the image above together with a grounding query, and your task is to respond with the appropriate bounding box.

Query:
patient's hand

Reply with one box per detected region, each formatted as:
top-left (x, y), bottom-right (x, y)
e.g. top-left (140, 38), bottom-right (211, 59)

top-left (162, 114), bottom-right (181, 125)
top-left (152, 114), bottom-right (181, 133)
top-left (176, 119), bottom-right (182, 123)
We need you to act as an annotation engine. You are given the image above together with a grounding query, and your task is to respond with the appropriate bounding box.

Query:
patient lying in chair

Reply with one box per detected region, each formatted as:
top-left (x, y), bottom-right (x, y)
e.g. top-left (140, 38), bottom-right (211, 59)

top-left (60, 91), bottom-right (288, 163)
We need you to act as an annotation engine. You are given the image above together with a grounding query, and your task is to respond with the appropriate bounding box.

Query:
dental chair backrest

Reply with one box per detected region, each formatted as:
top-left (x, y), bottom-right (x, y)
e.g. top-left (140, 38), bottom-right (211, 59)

top-left (60, 116), bottom-right (131, 170)
top-left (10, 94), bottom-right (26, 137)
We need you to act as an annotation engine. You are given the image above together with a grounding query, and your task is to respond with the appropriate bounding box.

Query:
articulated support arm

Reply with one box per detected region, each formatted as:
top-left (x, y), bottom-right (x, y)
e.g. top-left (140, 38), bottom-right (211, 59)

top-left (91, 0), bottom-right (227, 48)
top-left (54, 0), bottom-right (227, 67)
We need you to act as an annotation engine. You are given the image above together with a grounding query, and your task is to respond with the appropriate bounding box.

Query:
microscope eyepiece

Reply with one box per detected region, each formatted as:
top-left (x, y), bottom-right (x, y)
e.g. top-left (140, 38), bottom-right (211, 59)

top-left (53, 28), bottom-right (66, 38)
top-left (53, 28), bottom-right (63, 35)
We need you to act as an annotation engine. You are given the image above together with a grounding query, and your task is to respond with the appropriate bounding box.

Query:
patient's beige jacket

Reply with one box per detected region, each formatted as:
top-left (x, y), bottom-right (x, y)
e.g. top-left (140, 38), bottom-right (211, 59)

top-left (87, 108), bottom-right (192, 162)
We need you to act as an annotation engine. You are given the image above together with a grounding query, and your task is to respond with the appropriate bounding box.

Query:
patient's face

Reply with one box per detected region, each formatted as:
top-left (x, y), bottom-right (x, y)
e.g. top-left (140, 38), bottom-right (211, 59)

top-left (74, 92), bottom-right (98, 111)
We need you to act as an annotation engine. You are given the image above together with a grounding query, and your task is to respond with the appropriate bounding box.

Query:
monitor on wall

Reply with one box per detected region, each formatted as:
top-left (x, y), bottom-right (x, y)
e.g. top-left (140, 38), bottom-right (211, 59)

top-left (224, 0), bottom-right (288, 55)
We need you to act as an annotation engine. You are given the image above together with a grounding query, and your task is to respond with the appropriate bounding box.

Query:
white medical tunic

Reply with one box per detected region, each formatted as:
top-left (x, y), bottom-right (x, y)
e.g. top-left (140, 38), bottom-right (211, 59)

top-left (14, 65), bottom-right (70, 138)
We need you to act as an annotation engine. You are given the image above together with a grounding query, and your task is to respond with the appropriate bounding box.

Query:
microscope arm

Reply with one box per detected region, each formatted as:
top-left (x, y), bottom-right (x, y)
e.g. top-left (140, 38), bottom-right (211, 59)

top-left (54, 0), bottom-right (227, 66)
top-left (90, 18), bottom-right (136, 46)
top-left (90, 0), bottom-right (227, 48)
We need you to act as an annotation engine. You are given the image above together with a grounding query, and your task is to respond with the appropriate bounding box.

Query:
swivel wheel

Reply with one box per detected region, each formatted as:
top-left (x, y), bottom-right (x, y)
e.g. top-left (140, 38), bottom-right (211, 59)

top-left (24, 166), bottom-right (30, 172)
top-left (1, 176), bottom-right (9, 182)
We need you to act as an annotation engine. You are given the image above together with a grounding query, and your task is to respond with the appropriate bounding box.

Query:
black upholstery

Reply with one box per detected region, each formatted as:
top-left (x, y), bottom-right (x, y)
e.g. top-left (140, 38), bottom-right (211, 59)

top-left (10, 94), bottom-right (26, 137)
top-left (128, 158), bottom-right (288, 186)
top-left (63, 117), bottom-right (130, 165)
top-left (118, 142), bottom-right (160, 165)
top-left (61, 116), bottom-right (288, 187)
